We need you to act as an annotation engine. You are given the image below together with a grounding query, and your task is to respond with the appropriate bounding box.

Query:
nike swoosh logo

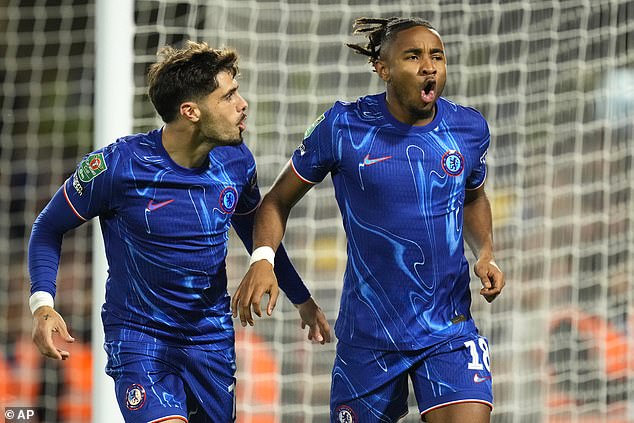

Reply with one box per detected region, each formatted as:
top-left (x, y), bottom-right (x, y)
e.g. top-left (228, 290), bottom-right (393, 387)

top-left (473, 374), bottom-right (492, 383)
top-left (146, 199), bottom-right (174, 211)
top-left (362, 154), bottom-right (392, 166)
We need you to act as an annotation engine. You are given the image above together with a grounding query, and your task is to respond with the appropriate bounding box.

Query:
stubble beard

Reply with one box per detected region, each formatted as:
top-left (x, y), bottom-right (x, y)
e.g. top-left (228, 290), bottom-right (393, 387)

top-left (201, 122), bottom-right (244, 147)
top-left (223, 130), bottom-right (244, 146)
top-left (199, 108), bottom-right (244, 147)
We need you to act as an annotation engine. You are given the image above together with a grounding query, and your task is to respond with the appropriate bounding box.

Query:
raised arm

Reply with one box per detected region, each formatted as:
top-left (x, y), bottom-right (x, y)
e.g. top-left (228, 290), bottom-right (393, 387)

top-left (463, 185), bottom-right (505, 302)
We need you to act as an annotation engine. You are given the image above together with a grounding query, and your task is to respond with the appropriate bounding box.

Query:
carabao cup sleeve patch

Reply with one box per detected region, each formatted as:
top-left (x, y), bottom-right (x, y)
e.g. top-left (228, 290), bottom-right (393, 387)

top-left (77, 153), bottom-right (107, 182)
top-left (303, 113), bottom-right (325, 139)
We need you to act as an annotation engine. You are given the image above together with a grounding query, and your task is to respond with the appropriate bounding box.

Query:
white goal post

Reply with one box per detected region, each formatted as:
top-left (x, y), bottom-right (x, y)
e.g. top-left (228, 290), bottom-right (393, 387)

top-left (93, 1), bottom-right (134, 422)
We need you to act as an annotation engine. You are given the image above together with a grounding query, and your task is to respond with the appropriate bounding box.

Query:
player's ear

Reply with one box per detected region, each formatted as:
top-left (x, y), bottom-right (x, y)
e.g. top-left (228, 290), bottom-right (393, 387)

top-left (179, 101), bottom-right (200, 123)
top-left (374, 60), bottom-right (390, 83)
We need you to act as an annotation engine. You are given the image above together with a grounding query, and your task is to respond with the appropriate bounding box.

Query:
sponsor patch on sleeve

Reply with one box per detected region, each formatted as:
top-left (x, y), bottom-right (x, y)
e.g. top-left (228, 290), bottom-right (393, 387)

top-left (303, 113), bottom-right (325, 139)
top-left (72, 173), bottom-right (83, 195)
top-left (78, 153), bottom-right (107, 182)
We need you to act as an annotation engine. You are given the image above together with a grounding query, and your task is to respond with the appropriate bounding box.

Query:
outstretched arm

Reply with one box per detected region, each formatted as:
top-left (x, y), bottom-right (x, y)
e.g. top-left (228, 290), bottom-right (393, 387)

top-left (232, 162), bottom-right (331, 343)
top-left (463, 185), bottom-right (505, 302)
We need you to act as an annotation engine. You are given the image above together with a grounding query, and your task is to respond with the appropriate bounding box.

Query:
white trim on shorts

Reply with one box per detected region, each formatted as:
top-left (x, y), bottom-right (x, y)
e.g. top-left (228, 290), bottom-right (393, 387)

top-left (147, 415), bottom-right (188, 423)
top-left (421, 399), bottom-right (493, 417)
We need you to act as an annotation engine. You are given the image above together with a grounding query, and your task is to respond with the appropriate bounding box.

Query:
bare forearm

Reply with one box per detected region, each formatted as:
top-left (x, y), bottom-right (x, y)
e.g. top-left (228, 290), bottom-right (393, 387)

top-left (464, 186), bottom-right (505, 302)
top-left (463, 188), bottom-right (494, 259)
top-left (253, 162), bottom-right (313, 251)
top-left (253, 193), bottom-right (291, 251)
top-left (232, 164), bottom-right (314, 324)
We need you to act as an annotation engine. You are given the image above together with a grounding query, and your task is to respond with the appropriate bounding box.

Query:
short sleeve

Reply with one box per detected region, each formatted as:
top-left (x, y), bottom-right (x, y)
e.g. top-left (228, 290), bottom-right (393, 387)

top-left (290, 107), bottom-right (339, 184)
top-left (465, 116), bottom-right (490, 190)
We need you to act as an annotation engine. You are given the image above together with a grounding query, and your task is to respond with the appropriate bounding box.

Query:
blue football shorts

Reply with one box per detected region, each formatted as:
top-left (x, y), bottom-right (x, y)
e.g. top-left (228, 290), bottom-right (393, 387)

top-left (330, 331), bottom-right (493, 422)
top-left (105, 339), bottom-right (236, 423)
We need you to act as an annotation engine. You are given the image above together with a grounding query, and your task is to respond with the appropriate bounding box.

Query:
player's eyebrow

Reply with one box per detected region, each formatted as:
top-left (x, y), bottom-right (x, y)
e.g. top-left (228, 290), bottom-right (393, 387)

top-left (402, 47), bottom-right (445, 56)
top-left (222, 85), bottom-right (239, 99)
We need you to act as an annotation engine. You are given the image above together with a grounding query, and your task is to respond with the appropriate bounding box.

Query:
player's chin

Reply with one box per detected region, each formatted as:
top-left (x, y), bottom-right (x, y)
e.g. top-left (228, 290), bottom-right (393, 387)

top-left (418, 98), bottom-right (436, 109)
top-left (223, 136), bottom-right (244, 146)
top-left (410, 104), bottom-right (435, 121)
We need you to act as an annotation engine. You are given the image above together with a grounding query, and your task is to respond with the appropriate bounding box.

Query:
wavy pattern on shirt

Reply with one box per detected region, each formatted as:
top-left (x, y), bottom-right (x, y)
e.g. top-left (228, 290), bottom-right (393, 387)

top-left (63, 129), bottom-right (259, 347)
top-left (292, 93), bottom-right (490, 350)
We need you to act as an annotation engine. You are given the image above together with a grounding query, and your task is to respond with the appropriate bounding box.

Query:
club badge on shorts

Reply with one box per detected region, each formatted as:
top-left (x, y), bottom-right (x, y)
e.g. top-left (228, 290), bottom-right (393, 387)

top-left (335, 404), bottom-right (357, 423)
top-left (125, 383), bottom-right (146, 410)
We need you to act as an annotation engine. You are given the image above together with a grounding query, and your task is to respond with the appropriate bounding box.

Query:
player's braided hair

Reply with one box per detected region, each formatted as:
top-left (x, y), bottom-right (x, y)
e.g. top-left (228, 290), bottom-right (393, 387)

top-left (346, 17), bottom-right (436, 67)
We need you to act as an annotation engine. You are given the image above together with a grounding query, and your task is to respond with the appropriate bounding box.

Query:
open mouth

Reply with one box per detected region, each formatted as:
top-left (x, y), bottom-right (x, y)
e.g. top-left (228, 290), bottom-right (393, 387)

top-left (421, 80), bottom-right (436, 103)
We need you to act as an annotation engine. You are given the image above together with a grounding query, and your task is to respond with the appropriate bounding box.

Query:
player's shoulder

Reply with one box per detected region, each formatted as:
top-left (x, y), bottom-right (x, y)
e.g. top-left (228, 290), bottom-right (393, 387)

top-left (319, 100), bottom-right (353, 124)
top-left (325, 93), bottom-right (384, 122)
top-left (439, 97), bottom-right (489, 133)
top-left (211, 143), bottom-right (256, 176)
top-left (438, 97), bottom-right (486, 121)
top-left (438, 97), bottom-right (484, 119)
top-left (85, 128), bottom-right (160, 162)
top-left (331, 93), bottom-right (382, 111)
top-left (79, 128), bottom-right (161, 174)
top-left (301, 94), bottom-right (383, 141)
top-left (112, 128), bottom-right (161, 154)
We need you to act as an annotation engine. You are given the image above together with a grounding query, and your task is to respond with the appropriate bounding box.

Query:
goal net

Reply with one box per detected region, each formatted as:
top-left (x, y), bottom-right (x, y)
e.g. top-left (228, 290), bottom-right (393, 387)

top-left (1, 1), bottom-right (632, 422)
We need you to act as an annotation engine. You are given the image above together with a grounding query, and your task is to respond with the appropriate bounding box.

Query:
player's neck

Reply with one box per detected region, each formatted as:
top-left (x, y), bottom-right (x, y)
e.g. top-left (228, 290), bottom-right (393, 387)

top-left (162, 122), bottom-right (212, 169)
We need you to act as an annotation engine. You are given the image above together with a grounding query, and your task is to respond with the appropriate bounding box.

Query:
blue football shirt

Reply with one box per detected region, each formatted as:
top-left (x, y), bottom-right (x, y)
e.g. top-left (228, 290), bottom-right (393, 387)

top-left (62, 128), bottom-right (260, 347)
top-left (292, 93), bottom-right (490, 350)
